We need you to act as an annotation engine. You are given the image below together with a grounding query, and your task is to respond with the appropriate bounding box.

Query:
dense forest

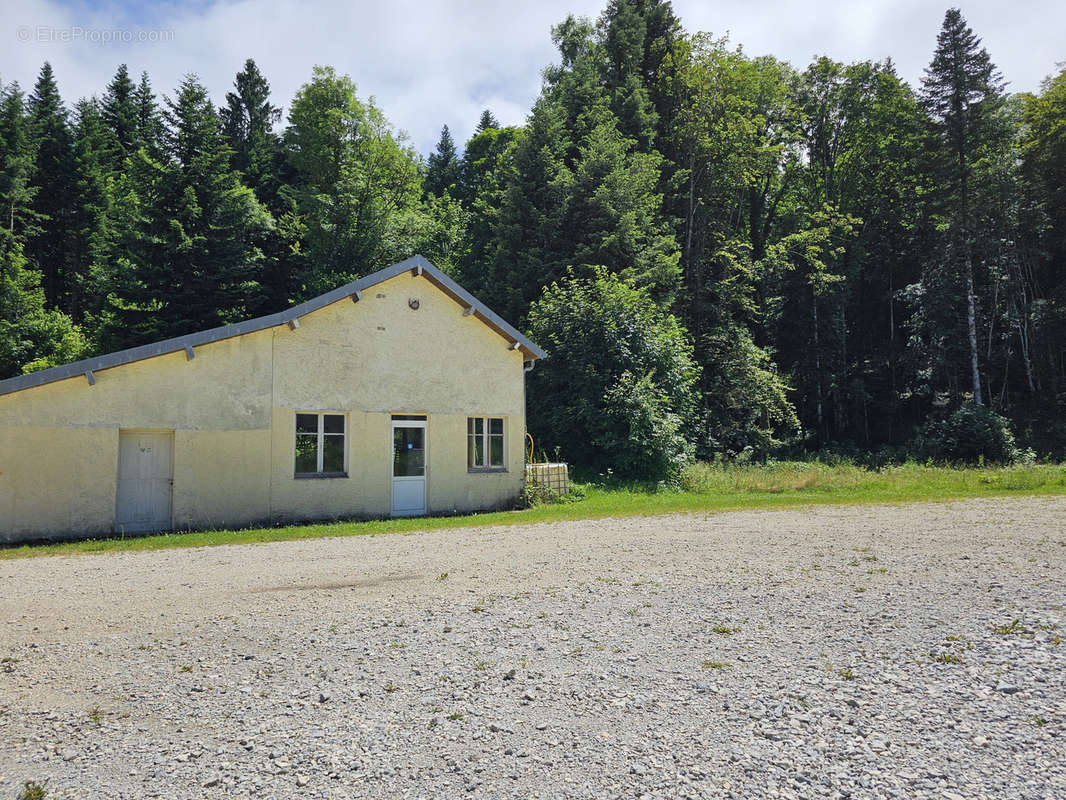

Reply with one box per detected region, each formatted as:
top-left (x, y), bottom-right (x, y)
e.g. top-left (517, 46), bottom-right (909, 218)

top-left (2, 3), bottom-right (1065, 476)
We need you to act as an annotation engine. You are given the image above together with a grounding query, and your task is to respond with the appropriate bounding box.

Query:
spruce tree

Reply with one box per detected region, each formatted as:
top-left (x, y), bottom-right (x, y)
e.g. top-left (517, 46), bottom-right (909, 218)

top-left (133, 71), bottom-right (164, 158)
top-left (95, 75), bottom-right (270, 347)
top-left (920, 8), bottom-right (1005, 405)
top-left (26, 63), bottom-right (78, 312)
top-left (0, 78), bottom-right (84, 375)
top-left (69, 99), bottom-right (116, 320)
top-left (455, 124), bottom-right (520, 293)
top-left (0, 82), bottom-right (38, 238)
top-left (475, 109), bottom-right (500, 133)
top-left (219, 59), bottom-right (289, 311)
top-left (101, 64), bottom-right (138, 162)
top-left (221, 58), bottom-right (281, 191)
top-left (492, 98), bottom-right (574, 322)
top-left (425, 124), bottom-right (460, 197)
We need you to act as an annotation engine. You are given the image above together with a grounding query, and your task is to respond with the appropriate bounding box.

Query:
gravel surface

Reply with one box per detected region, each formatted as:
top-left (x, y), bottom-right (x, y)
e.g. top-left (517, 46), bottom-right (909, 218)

top-left (1, 496), bottom-right (1064, 799)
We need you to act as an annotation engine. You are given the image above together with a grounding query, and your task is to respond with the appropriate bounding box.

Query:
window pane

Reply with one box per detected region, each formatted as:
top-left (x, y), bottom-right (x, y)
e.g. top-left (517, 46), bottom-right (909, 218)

top-left (489, 434), bottom-right (504, 467)
top-left (399, 448), bottom-right (425, 476)
top-left (468, 434), bottom-right (483, 468)
top-left (324, 414), bottom-right (344, 434)
top-left (489, 418), bottom-right (503, 435)
top-left (393, 427), bottom-right (425, 477)
top-left (295, 434), bottom-right (318, 473)
top-left (296, 414), bottom-right (318, 434)
top-left (323, 435), bottom-right (344, 472)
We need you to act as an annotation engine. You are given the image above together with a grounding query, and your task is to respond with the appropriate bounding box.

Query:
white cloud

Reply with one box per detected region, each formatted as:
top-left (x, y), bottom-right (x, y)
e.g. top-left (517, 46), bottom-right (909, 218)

top-left (3, 0), bottom-right (1062, 156)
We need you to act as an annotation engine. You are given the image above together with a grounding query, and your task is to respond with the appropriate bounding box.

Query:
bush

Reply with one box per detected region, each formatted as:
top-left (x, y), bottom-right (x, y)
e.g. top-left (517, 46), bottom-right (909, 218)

top-left (598, 371), bottom-right (692, 484)
top-left (526, 268), bottom-right (699, 483)
top-left (913, 403), bottom-right (1019, 464)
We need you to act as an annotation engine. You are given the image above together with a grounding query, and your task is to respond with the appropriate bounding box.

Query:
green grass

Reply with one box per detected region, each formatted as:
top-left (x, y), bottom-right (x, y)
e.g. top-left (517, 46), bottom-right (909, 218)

top-left (3, 462), bottom-right (1064, 560)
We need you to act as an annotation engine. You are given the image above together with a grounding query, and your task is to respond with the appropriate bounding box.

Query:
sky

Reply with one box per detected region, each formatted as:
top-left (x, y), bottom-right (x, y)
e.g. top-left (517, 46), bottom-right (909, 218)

top-left (2, 0), bottom-right (1063, 156)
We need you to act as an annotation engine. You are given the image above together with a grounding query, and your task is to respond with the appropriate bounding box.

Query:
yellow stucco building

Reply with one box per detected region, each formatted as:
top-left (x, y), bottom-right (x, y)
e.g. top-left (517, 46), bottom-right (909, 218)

top-left (0, 256), bottom-right (545, 543)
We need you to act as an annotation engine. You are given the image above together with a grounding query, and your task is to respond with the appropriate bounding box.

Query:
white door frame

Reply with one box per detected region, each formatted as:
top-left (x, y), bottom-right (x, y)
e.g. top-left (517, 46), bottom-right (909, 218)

top-left (391, 418), bottom-right (427, 516)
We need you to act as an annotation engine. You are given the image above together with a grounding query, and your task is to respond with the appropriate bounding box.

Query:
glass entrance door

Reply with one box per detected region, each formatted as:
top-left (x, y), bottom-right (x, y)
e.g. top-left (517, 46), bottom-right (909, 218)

top-left (391, 419), bottom-right (426, 515)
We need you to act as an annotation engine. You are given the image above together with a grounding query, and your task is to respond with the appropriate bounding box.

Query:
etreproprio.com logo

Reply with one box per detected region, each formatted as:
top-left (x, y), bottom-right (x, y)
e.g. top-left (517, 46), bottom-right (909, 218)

top-left (16, 25), bottom-right (176, 44)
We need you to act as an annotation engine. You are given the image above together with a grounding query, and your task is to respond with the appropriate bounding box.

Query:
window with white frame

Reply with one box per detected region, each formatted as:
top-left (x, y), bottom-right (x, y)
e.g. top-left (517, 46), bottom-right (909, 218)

top-left (467, 417), bottom-right (505, 470)
top-left (295, 413), bottom-right (346, 477)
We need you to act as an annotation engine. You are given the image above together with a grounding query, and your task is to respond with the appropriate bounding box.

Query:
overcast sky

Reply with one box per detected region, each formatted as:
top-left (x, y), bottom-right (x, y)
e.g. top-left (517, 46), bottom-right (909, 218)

top-left (3, 0), bottom-right (1062, 155)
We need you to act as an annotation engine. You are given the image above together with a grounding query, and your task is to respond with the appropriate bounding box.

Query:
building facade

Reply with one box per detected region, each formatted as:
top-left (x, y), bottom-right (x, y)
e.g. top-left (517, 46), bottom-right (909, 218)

top-left (0, 256), bottom-right (545, 543)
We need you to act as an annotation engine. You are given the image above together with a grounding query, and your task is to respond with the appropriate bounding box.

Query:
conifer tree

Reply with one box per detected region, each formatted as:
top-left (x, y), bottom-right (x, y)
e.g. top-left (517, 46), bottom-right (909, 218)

top-left (219, 59), bottom-right (290, 311)
top-left (101, 64), bottom-right (138, 163)
top-left (221, 58), bottom-right (281, 192)
top-left (475, 109), bottom-right (500, 133)
top-left (920, 8), bottom-right (1006, 405)
top-left (491, 98), bottom-right (574, 322)
top-left (69, 99), bottom-right (115, 320)
top-left (0, 82), bottom-right (38, 238)
top-left (0, 79), bottom-right (84, 376)
top-left (26, 63), bottom-right (78, 312)
top-left (94, 75), bottom-right (270, 348)
top-left (455, 124), bottom-right (520, 292)
top-left (425, 124), bottom-right (460, 197)
top-left (133, 71), bottom-right (164, 158)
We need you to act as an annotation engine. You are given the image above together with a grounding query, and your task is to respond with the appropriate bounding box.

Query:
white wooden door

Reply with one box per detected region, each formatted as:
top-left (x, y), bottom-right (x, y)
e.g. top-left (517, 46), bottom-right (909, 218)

top-left (391, 420), bottom-right (426, 516)
top-left (116, 431), bottom-right (174, 532)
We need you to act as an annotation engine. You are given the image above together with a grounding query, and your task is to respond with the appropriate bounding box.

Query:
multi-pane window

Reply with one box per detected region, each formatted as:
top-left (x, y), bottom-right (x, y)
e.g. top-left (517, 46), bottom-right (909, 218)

top-left (295, 413), bottom-right (346, 476)
top-left (467, 417), bottom-right (505, 470)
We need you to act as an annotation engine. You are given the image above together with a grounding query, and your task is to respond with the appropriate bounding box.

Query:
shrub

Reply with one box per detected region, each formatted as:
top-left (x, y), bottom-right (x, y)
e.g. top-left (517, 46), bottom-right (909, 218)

top-left (526, 268), bottom-right (699, 483)
top-left (18, 781), bottom-right (49, 800)
top-left (914, 402), bottom-right (1019, 464)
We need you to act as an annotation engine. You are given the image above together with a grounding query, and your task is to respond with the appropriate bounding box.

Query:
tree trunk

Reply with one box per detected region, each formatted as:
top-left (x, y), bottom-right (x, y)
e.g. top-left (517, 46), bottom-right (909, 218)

top-left (813, 290), bottom-right (823, 436)
top-left (965, 254), bottom-right (982, 404)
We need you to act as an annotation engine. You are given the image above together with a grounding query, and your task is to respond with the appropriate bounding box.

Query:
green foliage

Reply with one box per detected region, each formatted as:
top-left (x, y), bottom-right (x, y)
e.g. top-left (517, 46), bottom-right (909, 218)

top-left (25, 63), bottom-right (78, 314)
top-left (282, 66), bottom-right (423, 294)
top-left (698, 319), bottom-right (798, 458)
top-left (91, 75), bottom-right (272, 350)
top-left (101, 64), bottom-right (138, 162)
top-left (527, 269), bottom-right (698, 481)
top-left (476, 109), bottom-right (500, 133)
top-left (490, 11), bottom-right (681, 323)
top-left (0, 235), bottom-right (86, 377)
top-left (914, 402), bottom-right (1020, 464)
top-left (1, 6), bottom-right (1065, 476)
top-left (221, 58), bottom-right (281, 192)
top-left (17, 780), bottom-right (49, 800)
top-left (517, 480), bottom-right (586, 509)
top-left (454, 124), bottom-right (519, 292)
top-left (915, 9), bottom-right (1008, 407)
top-left (425, 124), bottom-right (460, 197)
top-left (0, 81), bottom-right (39, 241)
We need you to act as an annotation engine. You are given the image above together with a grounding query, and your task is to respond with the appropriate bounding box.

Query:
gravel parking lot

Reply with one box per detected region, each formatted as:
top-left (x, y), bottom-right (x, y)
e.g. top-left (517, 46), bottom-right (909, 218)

top-left (1, 496), bottom-right (1064, 799)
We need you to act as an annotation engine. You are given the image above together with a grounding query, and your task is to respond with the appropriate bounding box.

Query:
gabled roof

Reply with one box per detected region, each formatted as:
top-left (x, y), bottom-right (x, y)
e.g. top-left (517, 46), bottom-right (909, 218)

top-left (0, 255), bottom-right (545, 398)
